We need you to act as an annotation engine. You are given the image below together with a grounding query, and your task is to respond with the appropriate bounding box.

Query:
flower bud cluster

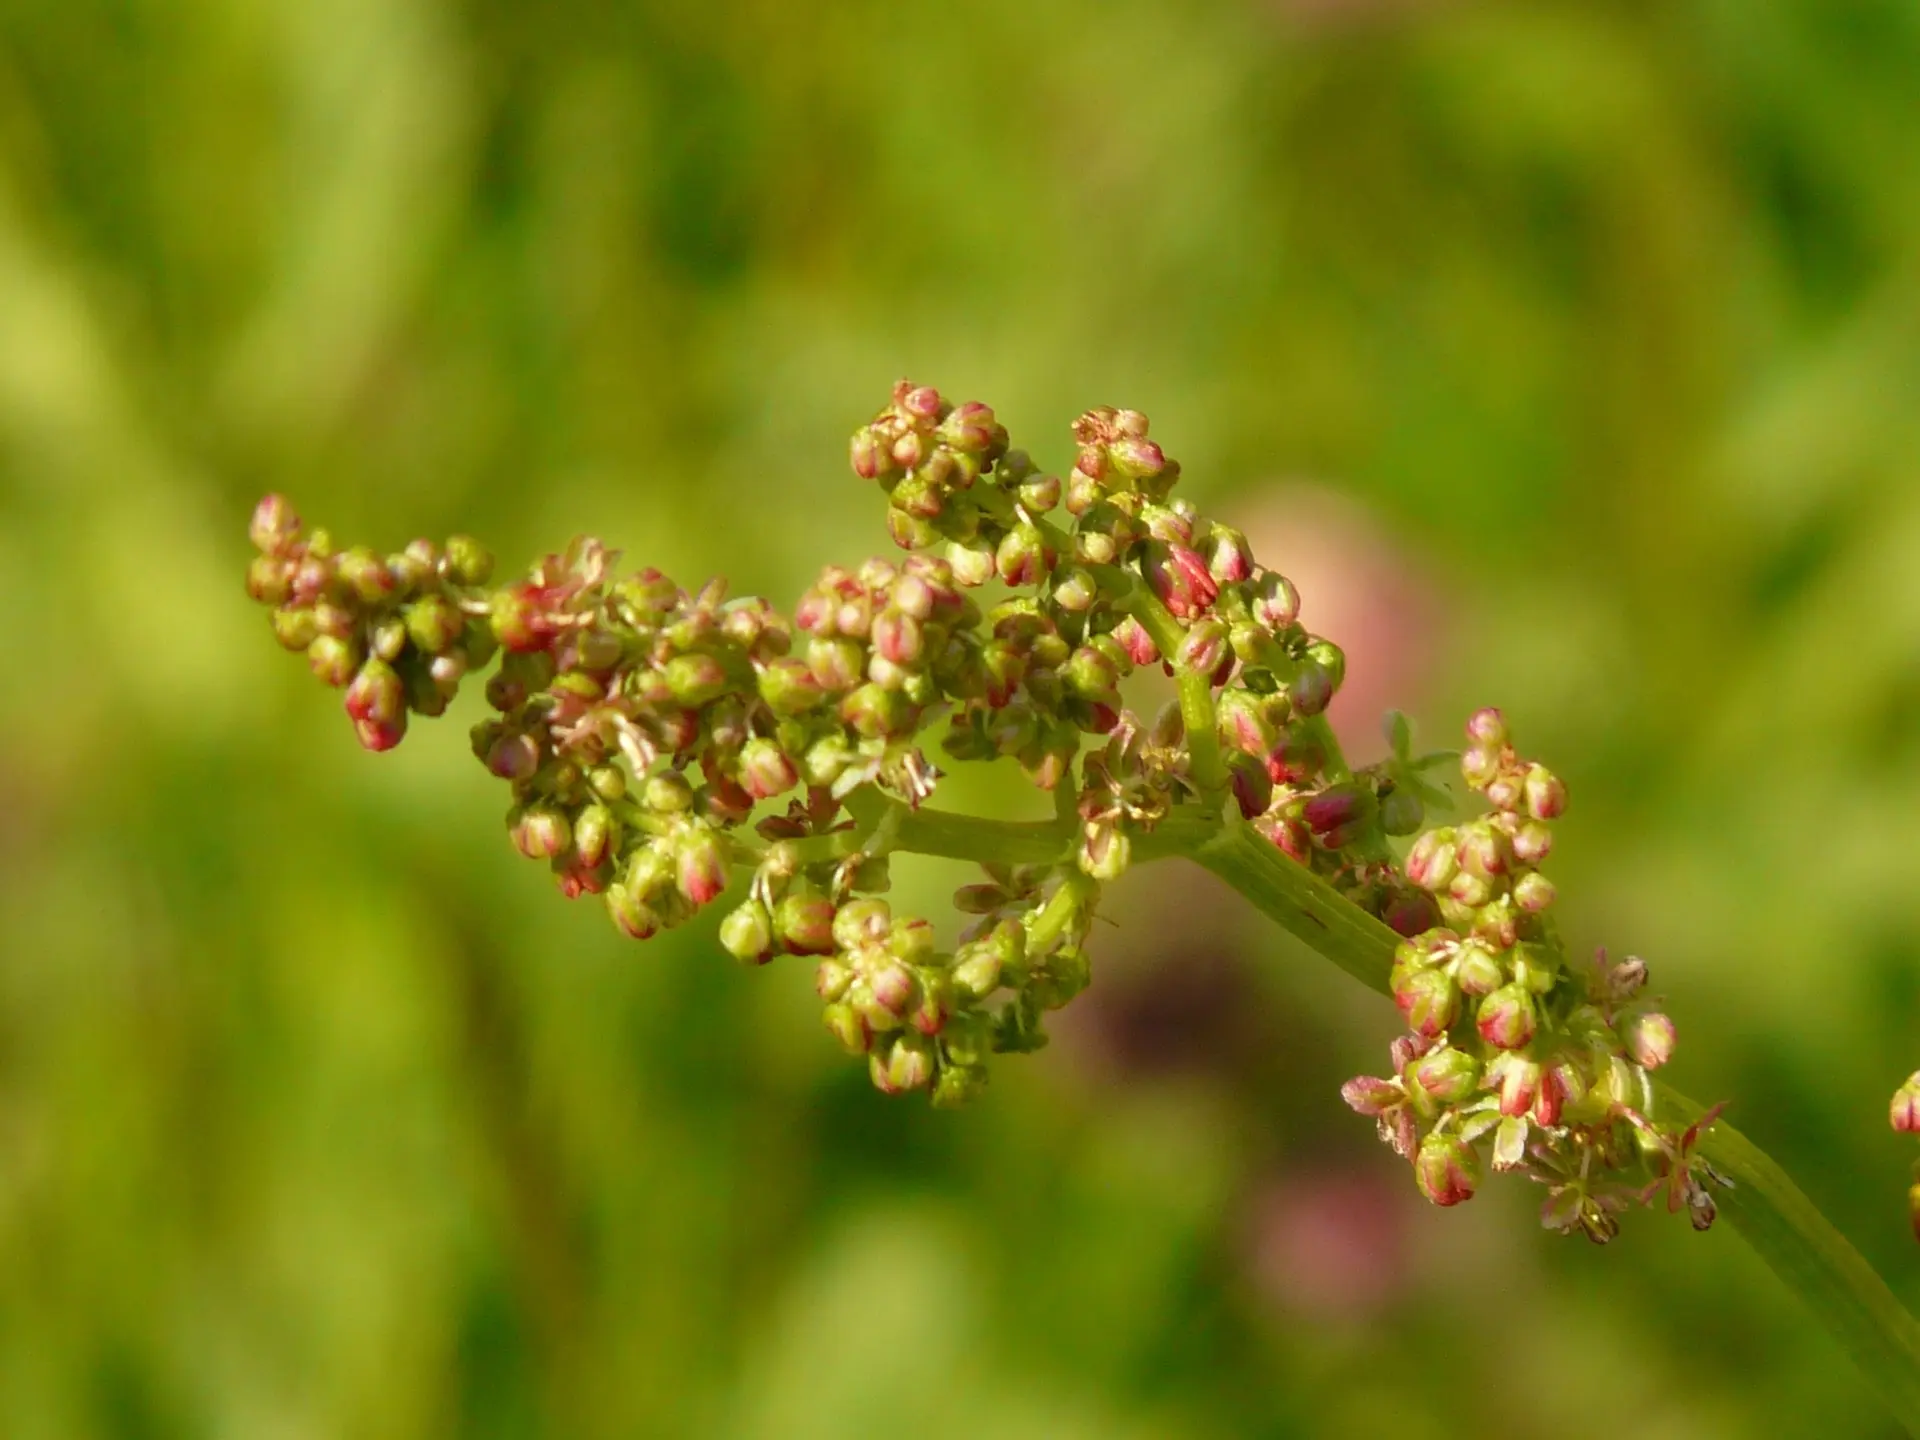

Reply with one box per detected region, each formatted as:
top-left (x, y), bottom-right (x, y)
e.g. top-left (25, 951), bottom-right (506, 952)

top-left (1343, 712), bottom-right (1717, 1242)
top-left (252, 384), bottom-right (1712, 1134)
top-left (857, 381), bottom-right (1374, 887)
top-left (245, 495), bottom-right (498, 750)
top-left (750, 857), bottom-right (1098, 1105)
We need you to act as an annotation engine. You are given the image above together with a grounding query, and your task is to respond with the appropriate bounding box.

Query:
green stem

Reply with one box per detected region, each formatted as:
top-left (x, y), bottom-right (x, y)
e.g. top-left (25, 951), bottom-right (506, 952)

top-left (1664, 1085), bottom-right (1920, 1426)
top-left (862, 791), bottom-right (1920, 1432)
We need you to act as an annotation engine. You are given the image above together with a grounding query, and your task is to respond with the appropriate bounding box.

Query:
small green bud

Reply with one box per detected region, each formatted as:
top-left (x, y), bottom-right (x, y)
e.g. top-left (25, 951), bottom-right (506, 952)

top-left (445, 534), bottom-right (494, 586)
top-left (720, 901), bottom-right (775, 963)
top-left (663, 653), bottom-right (729, 706)
top-left (823, 1001), bottom-right (872, 1055)
top-left (643, 772), bottom-right (695, 813)
top-left (272, 606), bottom-right (319, 651)
top-left (776, 892), bottom-right (837, 955)
top-left (1414, 1132), bottom-right (1481, 1207)
top-left (931, 1063), bottom-right (988, 1108)
top-left (307, 634), bottom-right (361, 687)
top-left (870, 1033), bottom-right (935, 1095)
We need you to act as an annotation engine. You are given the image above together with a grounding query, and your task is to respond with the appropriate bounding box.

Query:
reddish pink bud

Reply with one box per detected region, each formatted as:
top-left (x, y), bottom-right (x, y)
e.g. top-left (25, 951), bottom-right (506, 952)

top-left (1511, 821), bottom-right (1554, 865)
top-left (1392, 965), bottom-right (1460, 1039)
top-left (1404, 831), bottom-right (1458, 892)
top-left (1203, 524), bottom-right (1253, 583)
top-left (606, 884), bottom-right (661, 941)
top-left (1626, 1011), bottom-right (1677, 1070)
top-left (1524, 764), bottom-right (1567, 820)
top-left (871, 610), bottom-right (924, 667)
top-left (1532, 1065), bottom-right (1569, 1126)
top-left (1303, 783), bottom-right (1369, 838)
top-left (1465, 707), bottom-right (1507, 748)
top-left (1110, 615), bottom-right (1160, 667)
top-left (1228, 754), bottom-right (1273, 820)
top-left (1894, 1075), bottom-right (1920, 1134)
top-left (1381, 888), bottom-right (1441, 938)
top-left (1476, 984), bottom-right (1537, 1050)
top-left (1340, 1075), bottom-right (1403, 1117)
top-left (1177, 618), bottom-right (1230, 679)
top-left (1512, 871), bottom-right (1557, 914)
top-left (1265, 730), bottom-right (1327, 786)
top-left (1456, 825), bottom-right (1509, 879)
top-left (870, 1033), bottom-right (935, 1095)
top-left (849, 430), bottom-right (890, 480)
top-left (249, 494), bottom-right (304, 555)
top-left (895, 383), bottom-right (939, 419)
top-left (344, 658), bottom-right (406, 728)
top-left (776, 892), bottom-right (837, 955)
top-left (1145, 543), bottom-right (1219, 619)
top-left (1488, 1052), bottom-right (1541, 1117)
top-left (675, 829), bottom-right (728, 906)
top-left (1249, 572), bottom-right (1300, 632)
top-left (867, 960), bottom-right (917, 1018)
top-left (1414, 1132), bottom-right (1481, 1207)
top-left (491, 583), bottom-right (562, 653)
top-left (1217, 689), bottom-right (1276, 758)
top-left (1254, 814), bottom-right (1312, 862)
top-left (352, 714), bottom-right (407, 752)
top-left (513, 805), bottom-right (572, 861)
top-left (1407, 1046), bottom-right (1480, 1109)
top-left (737, 737), bottom-right (798, 800)
top-left (1461, 746), bottom-right (1501, 790)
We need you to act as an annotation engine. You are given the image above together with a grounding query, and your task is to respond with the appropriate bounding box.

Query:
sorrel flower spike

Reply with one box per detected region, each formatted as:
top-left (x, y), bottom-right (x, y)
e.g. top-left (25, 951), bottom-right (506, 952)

top-left (244, 381), bottom-right (1706, 1222)
top-left (243, 382), bottom-right (1920, 1433)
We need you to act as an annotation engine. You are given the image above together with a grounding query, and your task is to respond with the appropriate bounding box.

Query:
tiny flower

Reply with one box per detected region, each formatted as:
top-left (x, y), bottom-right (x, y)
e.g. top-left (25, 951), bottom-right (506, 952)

top-left (870, 1032), bottom-right (936, 1094)
top-left (1476, 983), bottom-right (1538, 1051)
top-left (249, 493), bottom-right (303, 555)
top-left (1407, 1046), bottom-right (1480, 1112)
top-left (1340, 1075), bottom-right (1404, 1118)
top-left (737, 736), bottom-right (799, 800)
top-left (1392, 965), bottom-right (1460, 1039)
top-left (1404, 831), bottom-right (1459, 893)
top-left (1626, 1012), bottom-right (1677, 1070)
top-left (1524, 764), bottom-right (1568, 820)
top-left (1465, 707), bottom-right (1507, 748)
top-left (1487, 1051), bottom-right (1542, 1118)
top-left (1303, 783), bottom-right (1371, 838)
top-left (823, 1002), bottom-right (872, 1055)
top-left (720, 901), bottom-right (774, 963)
top-left (1286, 662), bottom-right (1335, 719)
top-left (1512, 871), bottom-right (1557, 914)
top-left (674, 827), bottom-right (728, 906)
top-left (1248, 572), bottom-right (1300, 631)
top-left (1144, 542), bottom-right (1219, 619)
top-left (776, 892), bottom-right (837, 955)
top-left (513, 804), bottom-right (572, 861)
top-left (1414, 1132), bottom-right (1481, 1207)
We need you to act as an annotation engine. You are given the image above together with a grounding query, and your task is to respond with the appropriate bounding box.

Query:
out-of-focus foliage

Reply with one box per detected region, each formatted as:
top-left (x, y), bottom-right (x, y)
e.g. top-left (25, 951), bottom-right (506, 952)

top-left (2, 0), bottom-right (1919, 1434)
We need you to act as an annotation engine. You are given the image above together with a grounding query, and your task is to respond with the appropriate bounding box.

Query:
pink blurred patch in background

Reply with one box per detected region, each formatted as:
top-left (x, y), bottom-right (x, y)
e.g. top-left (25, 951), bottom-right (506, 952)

top-left (1237, 483), bottom-right (1444, 765)
top-left (1243, 1166), bottom-right (1412, 1323)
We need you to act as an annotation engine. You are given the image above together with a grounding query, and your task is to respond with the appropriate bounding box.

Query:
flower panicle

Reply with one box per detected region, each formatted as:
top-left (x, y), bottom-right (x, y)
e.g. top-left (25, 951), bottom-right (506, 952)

top-left (1340, 710), bottom-right (1719, 1243)
top-left (251, 383), bottom-right (1716, 1162)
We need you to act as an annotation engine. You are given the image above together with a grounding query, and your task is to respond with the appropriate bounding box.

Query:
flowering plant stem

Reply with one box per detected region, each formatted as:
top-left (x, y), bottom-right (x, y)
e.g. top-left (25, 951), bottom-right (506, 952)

top-left (245, 379), bottom-right (1920, 1431)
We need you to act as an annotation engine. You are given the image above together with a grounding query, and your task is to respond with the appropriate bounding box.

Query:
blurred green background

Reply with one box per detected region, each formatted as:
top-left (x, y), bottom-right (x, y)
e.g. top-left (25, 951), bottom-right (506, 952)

top-left (3, 0), bottom-right (1920, 1434)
